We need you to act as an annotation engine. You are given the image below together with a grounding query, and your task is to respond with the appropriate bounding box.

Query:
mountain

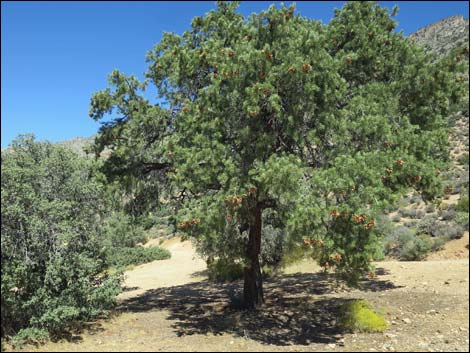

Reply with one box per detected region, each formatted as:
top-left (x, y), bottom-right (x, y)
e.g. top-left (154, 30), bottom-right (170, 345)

top-left (55, 136), bottom-right (95, 156)
top-left (409, 14), bottom-right (469, 57)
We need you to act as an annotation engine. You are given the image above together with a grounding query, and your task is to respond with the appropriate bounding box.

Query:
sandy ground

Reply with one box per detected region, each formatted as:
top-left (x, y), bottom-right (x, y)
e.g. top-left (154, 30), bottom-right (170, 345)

top-left (14, 236), bottom-right (469, 352)
top-left (118, 237), bottom-right (207, 300)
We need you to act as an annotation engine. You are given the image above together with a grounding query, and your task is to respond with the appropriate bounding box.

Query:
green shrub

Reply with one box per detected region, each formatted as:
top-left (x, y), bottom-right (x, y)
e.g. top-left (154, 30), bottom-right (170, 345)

top-left (10, 328), bottom-right (49, 348)
top-left (399, 208), bottom-right (425, 219)
top-left (455, 212), bottom-right (469, 230)
top-left (425, 204), bottom-right (436, 213)
top-left (399, 234), bottom-right (432, 260)
top-left (207, 258), bottom-right (244, 282)
top-left (339, 300), bottom-right (388, 333)
top-left (417, 214), bottom-right (439, 235)
top-left (103, 212), bottom-right (147, 249)
top-left (456, 194), bottom-right (469, 213)
top-left (1, 136), bottom-right (122, 343)
top-left (107, 246), bottom-right (171, 269)
top-left (457, 153), bottom-right (469, 166)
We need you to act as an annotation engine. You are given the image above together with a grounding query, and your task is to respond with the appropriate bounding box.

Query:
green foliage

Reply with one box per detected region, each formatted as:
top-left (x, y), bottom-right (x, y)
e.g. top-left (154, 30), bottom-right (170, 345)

top-left (89, 1), bottom-right (464, 291)
top-left (10, 328), bottom-right (49, 348)
top-left (103, 211), bottom-right (147, 248)
top-left (207, 258), bottom-right (244, 282)
top-left (456, 193), bottom-right (469, 213)
top-left (382, 225), bottom-right (444, 260)
top-left (338, 299), bottom-right (388, 333)
top-left (457, 153), bottom-right (469, 166)
top-left (398, 234), bottom-right (433, 261)
top-left (1, 136), bottom-right (122, 341)
top-left (107, 246), bottom-right (171, 269)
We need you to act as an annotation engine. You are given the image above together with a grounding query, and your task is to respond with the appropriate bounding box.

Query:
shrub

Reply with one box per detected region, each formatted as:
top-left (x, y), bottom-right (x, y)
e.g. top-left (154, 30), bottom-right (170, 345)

top-left (404, 220), bottom-right (418, 228)
top-left (455, 212), bottom-right (469, 230)
top-left (399, 234), bottom-right (432, 261)
top-left (410, 194), bottom-right (422, 204)
top-left (103, 212), bottom-right (147, 249)
top-left (107, 246), bottom-right (171, 269)
top-left (399, 208), bottom-right (424, 219)
top-left (207, 258), bottom-right (244, 282)
top-left (1, 136), bottom-right (122, 343)
top-left (431, 223), bottom-right (466, 239)
top-left (417, 215), bottom-right (439, 235)
top-left (391, 214), bottom-right (401, 222)
top-left (10, 328), bottom-right (49, 348)
top-left (457, 153), bottom-right (469, 166)
top-left (456, 194), bottom-right (469, 213)
top-left (425, 203), bottom-right (436, 213)
top-left (440, 209), bottom-right (457, 221)
top-left (338, 300), bottom-right (388, 333)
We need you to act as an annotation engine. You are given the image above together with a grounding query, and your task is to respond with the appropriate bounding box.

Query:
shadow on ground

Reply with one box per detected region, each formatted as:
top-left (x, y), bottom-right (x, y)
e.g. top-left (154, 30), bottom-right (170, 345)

top-left (118, 271), bottom-right (399, 346)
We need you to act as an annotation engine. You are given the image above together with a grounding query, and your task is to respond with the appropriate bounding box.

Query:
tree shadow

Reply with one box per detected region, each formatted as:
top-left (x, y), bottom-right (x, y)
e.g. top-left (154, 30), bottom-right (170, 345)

top-left (49, 317), bottom-right (109, 344)
top-left (119, 271), bottom-right (400, 346)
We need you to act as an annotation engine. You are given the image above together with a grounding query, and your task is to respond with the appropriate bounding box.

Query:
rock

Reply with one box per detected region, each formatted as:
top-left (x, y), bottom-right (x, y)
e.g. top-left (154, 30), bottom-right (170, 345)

top-left (328, 343), bottom-right (336, 348)
top-left (402, 318), bottom-right (412, 324)
top-left (385, 333), bottom-right (398, 339)
top-left (382, 342), bottom-right (395, 351)
top-left (459, 327), bottom-right (467, 331)
top-left (426, 309), bottom-right (437, 315)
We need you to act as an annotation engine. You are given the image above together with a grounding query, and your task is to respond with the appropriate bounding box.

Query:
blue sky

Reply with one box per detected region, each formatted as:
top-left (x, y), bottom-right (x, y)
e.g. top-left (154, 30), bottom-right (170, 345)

top-left (2, 1), bottom-right (469, 148)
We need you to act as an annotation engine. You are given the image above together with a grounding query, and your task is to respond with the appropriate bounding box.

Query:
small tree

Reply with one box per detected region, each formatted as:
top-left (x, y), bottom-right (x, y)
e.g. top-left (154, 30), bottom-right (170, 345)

top-left (89, 1), bottom-right (466, 308)
top-left (1, 135), bottom-right (121, 339)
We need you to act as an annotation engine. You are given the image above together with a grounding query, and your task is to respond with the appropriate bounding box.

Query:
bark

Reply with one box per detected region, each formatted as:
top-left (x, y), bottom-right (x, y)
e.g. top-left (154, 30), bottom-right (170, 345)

top-left (243, 203), bottom-right (264, 308)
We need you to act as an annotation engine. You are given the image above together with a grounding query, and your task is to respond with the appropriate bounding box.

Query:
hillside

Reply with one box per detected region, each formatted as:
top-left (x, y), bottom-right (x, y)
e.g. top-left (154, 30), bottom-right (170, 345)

top-left (409, 15), bottom-right (469, 57)
top-left (378, 14), bottom-right (469, 261)
top-left (55, 136), bottom-right (95, 156)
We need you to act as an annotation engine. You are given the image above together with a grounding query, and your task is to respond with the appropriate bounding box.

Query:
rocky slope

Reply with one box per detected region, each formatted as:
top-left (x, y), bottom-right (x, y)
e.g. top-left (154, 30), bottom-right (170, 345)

top-left (409, 15), bottom-right (469, 57)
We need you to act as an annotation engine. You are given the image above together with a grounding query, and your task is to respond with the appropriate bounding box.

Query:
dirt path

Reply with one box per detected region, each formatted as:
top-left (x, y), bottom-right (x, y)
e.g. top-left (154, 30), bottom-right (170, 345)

top-left (118, 237), bottom-right (207, 301)
top-left (15, 238), bottom-right (469, 352)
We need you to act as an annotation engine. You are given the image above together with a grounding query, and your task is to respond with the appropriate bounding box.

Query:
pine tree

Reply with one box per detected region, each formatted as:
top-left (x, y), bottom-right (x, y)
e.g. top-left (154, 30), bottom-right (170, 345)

top-left (89, 1), bottom-right (466, 308)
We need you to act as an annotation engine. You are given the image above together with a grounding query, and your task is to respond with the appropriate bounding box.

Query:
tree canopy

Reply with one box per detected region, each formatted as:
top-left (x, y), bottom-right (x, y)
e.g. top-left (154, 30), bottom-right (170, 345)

top-left (89, 1), bottom-right (466, 308)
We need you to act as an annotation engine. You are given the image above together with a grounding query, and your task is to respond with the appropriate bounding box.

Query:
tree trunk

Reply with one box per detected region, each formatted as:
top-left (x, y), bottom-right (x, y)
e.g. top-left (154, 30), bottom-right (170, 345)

top-left (243, 203), bottom-right (264, 308)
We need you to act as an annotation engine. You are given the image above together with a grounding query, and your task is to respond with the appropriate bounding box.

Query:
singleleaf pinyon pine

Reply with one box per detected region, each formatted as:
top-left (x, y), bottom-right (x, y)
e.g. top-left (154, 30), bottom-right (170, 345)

top-left (89, 1), bottom-right (466, 308)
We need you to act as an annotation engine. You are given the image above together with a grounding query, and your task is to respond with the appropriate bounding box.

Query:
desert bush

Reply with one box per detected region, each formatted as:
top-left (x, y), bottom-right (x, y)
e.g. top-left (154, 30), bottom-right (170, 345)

top-left (207, 258), bottom-right (244, 282)
top-left (106, 246), bottom-right (171, 269)
top-left (404, 220), bottom-right (418, 228)
top-left (383, 226), bottom-right (441, 260)
top-left (417, 215), bottom-right (439, 234)
top-left (383, 226), bottom-right (412, 257)
top-left (440, 208), bottom-right (457, 221)
top-left (399, 208), bottom-right (425, 219)
top-left (410, 194), bottom-right (422, 204)
top-left (456, 193), bottom-right (469, 213)
top-left (398, 233), bottom-right (432, 260)
top-left (425, 203), bottom-right (436, 213)
top-left (455, 212), bottom-right (469, 230)
top-left (457, 153), bottom-right (469, 166)
top-left (10, 328), bottom-right (49, 348)
top-left (1, 136), bottom-right (122, 342)
top-left (103, 212), bottom-right (147, 249)
top-left (431, 223), bottom-right (466, 239)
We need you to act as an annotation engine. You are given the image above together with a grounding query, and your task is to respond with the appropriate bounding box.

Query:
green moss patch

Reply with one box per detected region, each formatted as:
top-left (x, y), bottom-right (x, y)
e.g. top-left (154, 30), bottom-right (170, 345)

top-left (339, 299), bottom-right (388, 333)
